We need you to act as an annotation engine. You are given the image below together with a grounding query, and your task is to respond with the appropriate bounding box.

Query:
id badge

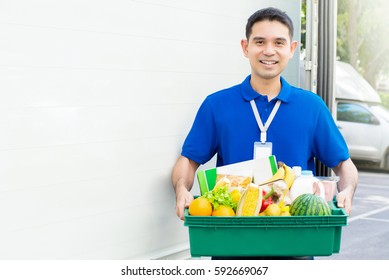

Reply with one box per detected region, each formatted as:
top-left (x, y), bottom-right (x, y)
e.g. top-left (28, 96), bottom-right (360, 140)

top-left (253, 142), bottom-right (272, 159)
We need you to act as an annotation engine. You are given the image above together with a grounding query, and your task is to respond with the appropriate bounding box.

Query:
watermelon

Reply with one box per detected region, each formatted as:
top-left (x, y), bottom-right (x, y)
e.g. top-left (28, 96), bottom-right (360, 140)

top-left (290, 193), bottom-right (332, 216)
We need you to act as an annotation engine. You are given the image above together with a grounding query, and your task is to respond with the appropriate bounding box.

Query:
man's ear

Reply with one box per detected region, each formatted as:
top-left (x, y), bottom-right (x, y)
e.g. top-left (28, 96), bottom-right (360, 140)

top-left (289, 40), bottom-right (298, 58)
top-left (241, 39), bottom-right (249, 57)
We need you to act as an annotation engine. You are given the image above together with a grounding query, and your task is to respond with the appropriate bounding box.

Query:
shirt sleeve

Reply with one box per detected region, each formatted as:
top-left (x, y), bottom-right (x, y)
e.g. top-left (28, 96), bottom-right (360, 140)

top-left (312, 101), bottom-right (350, 168)
top-left (181, 98), bottom-right (218, 164)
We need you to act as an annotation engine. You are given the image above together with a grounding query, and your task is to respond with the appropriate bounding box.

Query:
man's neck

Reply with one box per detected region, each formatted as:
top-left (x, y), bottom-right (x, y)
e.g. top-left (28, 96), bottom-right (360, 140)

top-left (250, 76), bottom-right (282, 101)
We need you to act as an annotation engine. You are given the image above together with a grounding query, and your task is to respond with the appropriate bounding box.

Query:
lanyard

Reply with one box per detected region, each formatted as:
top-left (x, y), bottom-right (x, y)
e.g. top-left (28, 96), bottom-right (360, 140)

top-left (250, 99), bottom-right (281, 144)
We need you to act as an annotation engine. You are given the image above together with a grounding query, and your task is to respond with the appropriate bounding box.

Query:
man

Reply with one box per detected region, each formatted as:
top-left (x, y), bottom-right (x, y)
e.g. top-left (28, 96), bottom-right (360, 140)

top-left (172, 7), bottom-right (358, 221)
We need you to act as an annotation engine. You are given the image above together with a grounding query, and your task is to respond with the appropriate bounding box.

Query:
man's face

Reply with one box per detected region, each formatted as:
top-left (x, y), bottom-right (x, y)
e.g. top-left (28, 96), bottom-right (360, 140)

top-left (241, 20), bottom-right (298, 82)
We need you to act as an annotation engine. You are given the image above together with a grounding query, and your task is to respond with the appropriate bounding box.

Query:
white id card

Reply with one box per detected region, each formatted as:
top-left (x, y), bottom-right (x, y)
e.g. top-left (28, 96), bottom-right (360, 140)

top-left (254, 142), bottom-right (272, 159)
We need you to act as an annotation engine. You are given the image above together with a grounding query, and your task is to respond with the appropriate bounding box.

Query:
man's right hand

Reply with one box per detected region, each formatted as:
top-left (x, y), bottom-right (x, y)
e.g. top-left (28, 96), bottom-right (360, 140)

top-left (175, 185), bottom-right (194, 220)
top-left (171, 156), bottom-right (199, 220)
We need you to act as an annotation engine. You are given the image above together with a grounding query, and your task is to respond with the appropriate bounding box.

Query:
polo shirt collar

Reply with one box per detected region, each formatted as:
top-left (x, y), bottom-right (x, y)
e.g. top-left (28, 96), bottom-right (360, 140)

top-left (241, 75), bottom-right (293, 103)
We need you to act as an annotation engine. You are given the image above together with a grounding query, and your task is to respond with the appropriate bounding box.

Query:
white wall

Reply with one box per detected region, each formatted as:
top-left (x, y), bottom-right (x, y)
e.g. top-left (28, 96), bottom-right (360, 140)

top-left (0, 0), bottom-right (300, 259)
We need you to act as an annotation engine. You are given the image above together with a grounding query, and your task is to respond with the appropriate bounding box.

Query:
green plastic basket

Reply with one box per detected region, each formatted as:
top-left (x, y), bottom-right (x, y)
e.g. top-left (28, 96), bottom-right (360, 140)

top-left (184, 201), bottom-right (348, 257)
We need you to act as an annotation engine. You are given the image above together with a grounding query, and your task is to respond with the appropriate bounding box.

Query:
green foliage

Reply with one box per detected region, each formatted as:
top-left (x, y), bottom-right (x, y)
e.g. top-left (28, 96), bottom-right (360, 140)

top-left (336, 12), bottom-right (349, 62)
top-left (300, 0), bottom-right (306, 51)
top-left (337, 0), bottom-right (389, 86)
top-left (379, 92), bottom-right (389, 109)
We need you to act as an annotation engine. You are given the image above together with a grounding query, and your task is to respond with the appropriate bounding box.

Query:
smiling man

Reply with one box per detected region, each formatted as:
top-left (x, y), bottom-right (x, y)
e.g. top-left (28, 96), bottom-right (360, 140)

top-left (241, 16), bottom-right (297, 98)
top-left (172, 7), bottom-right (358, 225)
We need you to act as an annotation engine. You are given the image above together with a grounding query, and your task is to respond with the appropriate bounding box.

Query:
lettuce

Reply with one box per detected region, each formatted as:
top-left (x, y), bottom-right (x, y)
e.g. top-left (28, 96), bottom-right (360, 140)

top-left (202, 186), bottom-right (237, 211)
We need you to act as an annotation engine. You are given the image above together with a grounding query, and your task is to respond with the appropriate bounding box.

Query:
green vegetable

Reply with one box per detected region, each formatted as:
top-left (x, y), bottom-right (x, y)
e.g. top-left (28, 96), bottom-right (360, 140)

top-left (202, 186), bottom-right (237, 211)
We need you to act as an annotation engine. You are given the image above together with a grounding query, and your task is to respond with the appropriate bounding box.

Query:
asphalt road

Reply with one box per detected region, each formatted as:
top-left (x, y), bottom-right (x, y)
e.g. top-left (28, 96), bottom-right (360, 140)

top-left (317, 169), bottom-right (389, 260)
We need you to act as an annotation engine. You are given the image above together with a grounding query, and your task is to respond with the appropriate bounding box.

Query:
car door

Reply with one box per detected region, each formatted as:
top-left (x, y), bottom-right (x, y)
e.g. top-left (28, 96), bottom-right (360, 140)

top-left (336, 101), bottom-right (382, 161)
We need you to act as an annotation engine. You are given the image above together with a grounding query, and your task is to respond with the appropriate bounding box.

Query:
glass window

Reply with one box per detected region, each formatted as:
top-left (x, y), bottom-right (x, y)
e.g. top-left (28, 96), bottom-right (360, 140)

top-left (371, 104), bottom-right (389, 122)
top-left (337, 102), bottom-right (378, 124)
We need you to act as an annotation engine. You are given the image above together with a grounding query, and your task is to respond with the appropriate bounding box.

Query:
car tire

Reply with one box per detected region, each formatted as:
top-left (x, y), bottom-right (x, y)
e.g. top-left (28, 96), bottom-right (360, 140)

top-left (385, 152), bottom-right (389, 171)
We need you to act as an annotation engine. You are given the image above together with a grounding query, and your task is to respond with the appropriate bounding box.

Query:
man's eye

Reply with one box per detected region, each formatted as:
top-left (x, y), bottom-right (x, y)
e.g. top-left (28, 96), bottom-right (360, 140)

top-left (255, 41), bottom-right (264, 45)
top-left (276, 41), bottom-right (286, 46)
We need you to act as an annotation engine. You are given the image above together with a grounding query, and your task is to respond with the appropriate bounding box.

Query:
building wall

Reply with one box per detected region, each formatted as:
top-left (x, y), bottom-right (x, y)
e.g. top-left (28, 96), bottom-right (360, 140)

top-left (0, 0), bottom-right (300, 259)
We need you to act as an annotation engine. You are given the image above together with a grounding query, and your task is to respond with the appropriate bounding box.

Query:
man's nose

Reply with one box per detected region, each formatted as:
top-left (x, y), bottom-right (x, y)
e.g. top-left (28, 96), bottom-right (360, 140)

top-left (263, 43), bottom-right (276, 55)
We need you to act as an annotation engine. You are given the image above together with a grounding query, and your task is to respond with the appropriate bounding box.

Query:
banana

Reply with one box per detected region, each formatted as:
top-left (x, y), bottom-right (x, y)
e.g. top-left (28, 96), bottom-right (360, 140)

top-left (258, 162), bottom-right (295, 188)
top-left (282, 163), bottom-right (295, 189)
top-left (258, 163), bottom-right (285, 185)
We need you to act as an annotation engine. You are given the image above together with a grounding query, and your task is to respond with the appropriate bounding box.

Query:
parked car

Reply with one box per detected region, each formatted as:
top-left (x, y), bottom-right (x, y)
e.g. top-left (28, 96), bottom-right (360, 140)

top-left (335, 61), bottom-right (389, 170)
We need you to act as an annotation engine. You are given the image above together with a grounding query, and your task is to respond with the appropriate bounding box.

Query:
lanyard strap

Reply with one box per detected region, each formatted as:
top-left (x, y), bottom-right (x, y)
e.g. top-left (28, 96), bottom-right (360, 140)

top-left (250, 99), bottom-right (281, 143)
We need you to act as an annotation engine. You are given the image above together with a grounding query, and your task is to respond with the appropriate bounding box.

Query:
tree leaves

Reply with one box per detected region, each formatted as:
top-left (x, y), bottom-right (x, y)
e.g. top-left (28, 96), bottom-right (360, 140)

top-left (337, 0), bottom-right (389, 86)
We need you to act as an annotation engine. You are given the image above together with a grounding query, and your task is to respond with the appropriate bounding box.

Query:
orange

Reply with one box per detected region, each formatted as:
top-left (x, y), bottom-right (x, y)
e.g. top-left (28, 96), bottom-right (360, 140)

top-left (211, 205), bottom-right (235, 216)
top-left (189, 197), bottom-right (212, 216)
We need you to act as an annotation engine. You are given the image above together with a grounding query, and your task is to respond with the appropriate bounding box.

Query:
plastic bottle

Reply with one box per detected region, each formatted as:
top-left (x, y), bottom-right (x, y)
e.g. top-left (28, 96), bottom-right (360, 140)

top-left (292, 166), bottom-right (302, 177)
top-left (289, 170), bottom-right (325, 202)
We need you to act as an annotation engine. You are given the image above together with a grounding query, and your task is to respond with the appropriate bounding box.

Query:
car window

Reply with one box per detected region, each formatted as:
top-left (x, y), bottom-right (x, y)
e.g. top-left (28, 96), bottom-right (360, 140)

top-left (371, 104), bottom-right (389, 122)
top-left (337, 102), bottom-right (379, 124)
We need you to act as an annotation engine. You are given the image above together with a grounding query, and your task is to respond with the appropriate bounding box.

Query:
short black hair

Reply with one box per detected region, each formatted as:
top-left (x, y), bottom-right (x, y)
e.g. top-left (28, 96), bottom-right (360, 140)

top-left (245, 7), bottom-right (294, 40)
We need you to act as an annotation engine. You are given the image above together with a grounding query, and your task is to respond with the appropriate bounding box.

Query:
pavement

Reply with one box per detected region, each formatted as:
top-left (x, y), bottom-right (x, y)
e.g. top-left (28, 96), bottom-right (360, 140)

top-left (317, 170), bottom-right (389, 260)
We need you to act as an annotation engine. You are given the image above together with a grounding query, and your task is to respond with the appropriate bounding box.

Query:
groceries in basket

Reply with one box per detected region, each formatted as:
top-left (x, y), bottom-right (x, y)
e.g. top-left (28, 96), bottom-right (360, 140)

top-left (190, 157), bottom-right (334, 217)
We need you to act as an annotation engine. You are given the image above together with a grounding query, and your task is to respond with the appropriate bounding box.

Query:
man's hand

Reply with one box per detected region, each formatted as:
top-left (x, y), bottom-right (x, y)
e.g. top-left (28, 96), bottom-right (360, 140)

top-left (336, 188), bottom-right (354, 215)
top-left (332, 158), bottom-right (358, 216)
top-left (171, 156), bottom-right (200, 220)
top-left (175, 185), bottom-right (194, 220)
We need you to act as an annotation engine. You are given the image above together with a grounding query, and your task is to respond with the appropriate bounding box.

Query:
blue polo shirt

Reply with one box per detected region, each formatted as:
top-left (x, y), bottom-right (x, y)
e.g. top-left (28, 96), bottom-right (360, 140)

top-left (182, 75), bottom-right (349, 172)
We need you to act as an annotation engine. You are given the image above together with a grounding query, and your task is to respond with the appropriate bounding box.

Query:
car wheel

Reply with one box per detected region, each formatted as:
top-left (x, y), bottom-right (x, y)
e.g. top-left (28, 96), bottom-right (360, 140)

top-left (385, 152), bottom-right (389, 171)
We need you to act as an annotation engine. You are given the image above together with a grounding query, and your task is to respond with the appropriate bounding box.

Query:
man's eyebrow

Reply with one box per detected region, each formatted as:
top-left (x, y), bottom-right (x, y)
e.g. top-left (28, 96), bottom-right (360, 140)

top-left (251, 36), bottom-right (265, 41)
top-left (251, 36), bottom-right (288, 42)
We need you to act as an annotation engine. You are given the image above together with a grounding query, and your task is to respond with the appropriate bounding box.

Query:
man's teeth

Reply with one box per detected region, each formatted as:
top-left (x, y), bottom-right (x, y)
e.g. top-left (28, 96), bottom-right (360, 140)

top-left (261, 60), bottom-right (277, 65)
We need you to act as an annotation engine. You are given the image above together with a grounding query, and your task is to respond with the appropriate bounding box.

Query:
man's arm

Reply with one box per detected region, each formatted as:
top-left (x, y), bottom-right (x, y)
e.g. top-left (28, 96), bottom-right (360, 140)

top-left (172, 156), bottom-right (200, 220)
top-left (332, 158), bottom-right (358, 215)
